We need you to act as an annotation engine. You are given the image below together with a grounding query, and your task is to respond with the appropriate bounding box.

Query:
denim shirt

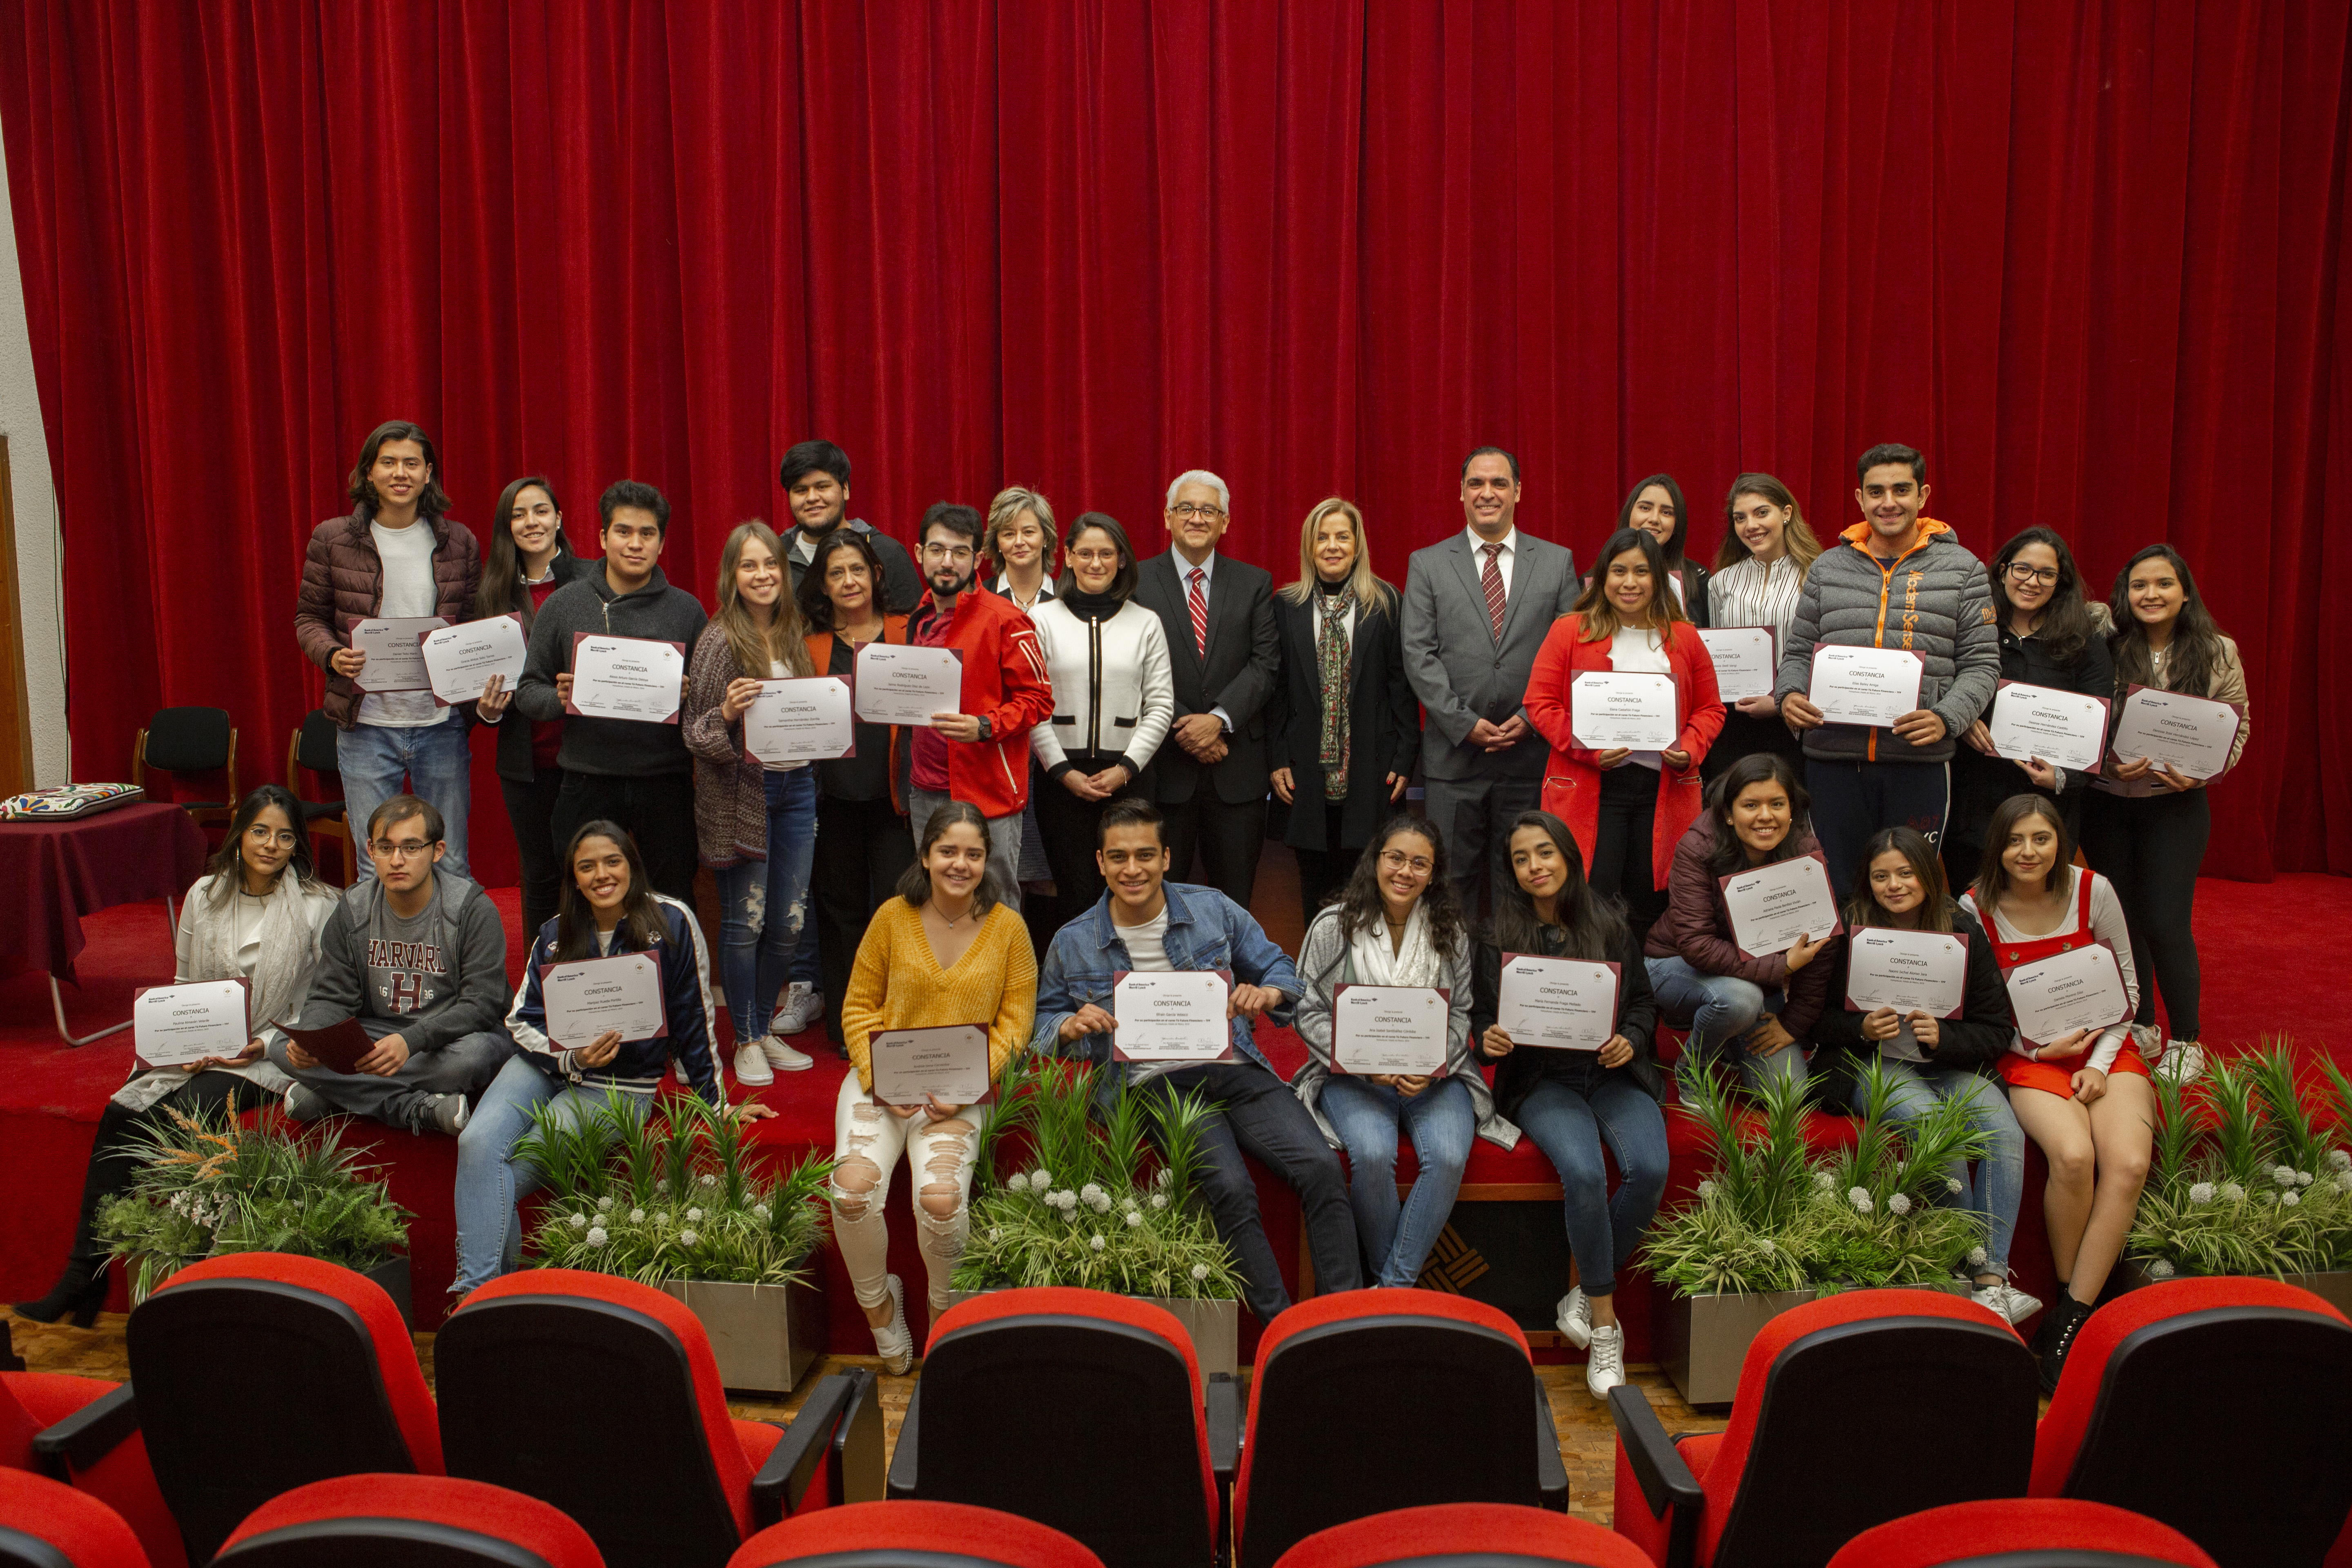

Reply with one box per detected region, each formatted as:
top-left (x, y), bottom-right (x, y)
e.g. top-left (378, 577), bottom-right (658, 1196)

top-left (1032, 882), bottom-right (1301, 1077)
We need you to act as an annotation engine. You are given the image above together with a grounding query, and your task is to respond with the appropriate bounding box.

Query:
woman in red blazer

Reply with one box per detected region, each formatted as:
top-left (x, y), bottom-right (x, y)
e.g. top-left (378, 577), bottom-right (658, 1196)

top-left (1526, 527), bottom-right (1726, 935)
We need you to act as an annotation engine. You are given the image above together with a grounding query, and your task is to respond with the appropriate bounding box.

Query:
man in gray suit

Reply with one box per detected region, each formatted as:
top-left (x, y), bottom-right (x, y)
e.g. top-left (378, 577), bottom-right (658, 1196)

top-left (1133, 469), bottom-right (1281, 906)
top-left (1401, 447), bottom-right (1580, 917)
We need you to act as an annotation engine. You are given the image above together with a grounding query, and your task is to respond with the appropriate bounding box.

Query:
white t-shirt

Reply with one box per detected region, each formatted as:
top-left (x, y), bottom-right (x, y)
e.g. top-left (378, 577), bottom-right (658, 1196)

top-left (1115, 904), bottom-right (1178, 1082)
top-left (763, 659), bottom-right (808, 772)
top-left (359, 520), bottom-right (442, 728)
top-left (1610, 625), bottom-right (1671, 771)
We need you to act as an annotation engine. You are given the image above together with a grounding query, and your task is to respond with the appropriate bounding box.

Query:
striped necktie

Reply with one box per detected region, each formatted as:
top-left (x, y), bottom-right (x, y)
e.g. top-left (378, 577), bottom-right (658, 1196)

top-left (1187, 566), bottom-right (1209, 658)
top-left (1480, 542), bottom-right (1507, 639)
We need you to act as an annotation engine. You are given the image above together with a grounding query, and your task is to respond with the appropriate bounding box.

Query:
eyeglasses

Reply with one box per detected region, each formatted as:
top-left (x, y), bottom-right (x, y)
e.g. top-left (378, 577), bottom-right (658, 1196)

top-left (370, 839), bottom-right (437, 860)
top-left (1069, 548), bottom-right (1121, 566)
top-left (1379, 849), bottom-right (1435, 876)
top-left (1169, 503), bottom-right (1226, 521)
top-left (2005, 563), bottom-right (2060, 586)
top-left (244, 825), bottom-right (300, 849)
top-left (922, 542), bottom-right (976, 563)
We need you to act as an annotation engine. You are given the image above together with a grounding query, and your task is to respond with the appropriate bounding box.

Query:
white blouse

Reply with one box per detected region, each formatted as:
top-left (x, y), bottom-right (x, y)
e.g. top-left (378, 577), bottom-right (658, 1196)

top-left (1708, 554), bottom-right (1808, 644)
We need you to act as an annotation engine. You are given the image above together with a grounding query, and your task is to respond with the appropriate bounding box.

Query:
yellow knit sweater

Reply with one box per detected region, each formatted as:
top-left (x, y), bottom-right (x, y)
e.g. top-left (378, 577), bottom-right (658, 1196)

top-left (840, 896), bottom-right (1038, 1094)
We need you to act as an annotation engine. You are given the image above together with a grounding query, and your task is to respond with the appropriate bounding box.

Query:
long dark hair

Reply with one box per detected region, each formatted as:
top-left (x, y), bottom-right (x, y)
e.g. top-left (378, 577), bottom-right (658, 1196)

top-left (1058, 512), bottom-right (1142, 602)
top-left (1490, 810), bottom-right (1628, 964)
top-left (1617, 472), bottom-right (1690, 565)
top-left (200, 785), bottom-right (326, 908)
top-left (895, 800), bottom-right (1001, 918)
top-left (1569, 527), bottom-right (1688, 641)
top-left (552, 821), bottom-right (667, 961)
top-left (1843, 826), bottom-right (1955, 935)
top-left (347, 419), bottom-right (452, 521)
top-left (2108, 544), bottom-right (2229, 699)
top-left (1704, 754), bottom-right (1811, 880)
top-left (1970, 794), bottom-right (2072, 912)
top-left (475, 475), bottom-right (566, 622)
top-left (1989, 526), bottom-right (2094, 670)
top-left (797, 528), bottom-right (888, 633)
top-left (1327, 815), bottom-right (1466, 964)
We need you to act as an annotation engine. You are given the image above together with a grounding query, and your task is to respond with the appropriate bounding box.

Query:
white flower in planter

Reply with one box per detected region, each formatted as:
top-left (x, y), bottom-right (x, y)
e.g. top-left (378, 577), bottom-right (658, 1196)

top-left (686, 1207), bottom-right (704, 1223)
top-left (2295, 1170), bottom-right (2313, 1187)
top-left (699, 1173), bottom-right (717, 1187)
top-left (2190, 1182), bottom-right (2216, 1204)
top-left (1968, 1247), bottom-right (1988, 1267)
top-left (1125, 1211), bottom-right (1143, 1227)
top-left (1090, 1235), bottom-right (1107, 1252)
top-left (1060, 1208), bottom-right (1079, 1224)
top-left (1151, 1194), bottom-right (1169, 1209)
top-left (2147, 1258), bottom-right (2176, 1279)
top-left (1190, 1263), bottom-right (1210, 1282)
top-left (1005, 1172), bottom-right (1029, 1193)
top-left (1079, 1182), bottom-right (1104, 1203)
top-left (988, 1227), bottom-right (1001, 1241)
top-left (678, 1229), bottom-right (699, 1246)
top-left (569, 1214), bottom-right (588, 1229)
top-left (2221, 1183), bottom-right (2246, 1202)
top-left (586, 1227), bottom-right (607, 1246)
top-left (753, 1204), bottom-right (771, 1221)
top-left (629, 1208), bottom-right (647, 1224)
top-left (1696, 1180), bottom-right (1717, 1199)
top-left (2274, 1165), bottom-right (2299, 1187)
top-left (2337, 1172), bottom-right (2352, 1194)
top-left (596, 1196), bottom-right (615, 1213)
top-left (1815, 1172), bottom-right (1836, 1191)
top-left (1848, 1187), bottom-right (1873, 1213)
top-left (1086, 1190), bottom-right (1113, 1214)
top-left (2330, 1148), bottom-right (2351, 1171)
top-left (1947, 1177), bottom-right (1964, 1195)
top-left (2282, 1190), bottom-right (2302, 1207)
top-left (1032, 1167), bottom-right (1052, 1188)
top-left (656, 1180), bottom-right (670, 1196)
top-left (1887, 1193), bottom-right (1913, 1216)
top-left (1757, 1238), bottom-right (1776, 1255)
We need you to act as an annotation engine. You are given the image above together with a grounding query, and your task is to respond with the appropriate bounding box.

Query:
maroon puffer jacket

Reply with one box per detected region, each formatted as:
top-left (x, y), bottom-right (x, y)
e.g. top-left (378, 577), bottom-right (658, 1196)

top-left (294, 508), bottom-right (482, 727)
top-left (1643, 814), bottom-right (1838, 1039)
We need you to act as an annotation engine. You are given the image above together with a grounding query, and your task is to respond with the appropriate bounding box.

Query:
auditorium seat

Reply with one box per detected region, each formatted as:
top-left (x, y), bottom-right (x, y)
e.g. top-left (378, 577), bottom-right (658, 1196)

top-left (0, 1466), bottom-right (149, 1568)
top-left (126, 1252), bottom-right (439, 1564)
top-left (727, 1500), bottom-right (1105, 1568)
top-left (1825, 1498), bottom-right (2219, 1568)
top-left (1233, 1291), bottom-right (1569, 1568)
top-left (1608, 1289), bottom-right (2038, 1568)
top-left (435, 1270), bottom-right (880, 1568)
top-left (2028, 1277), bottom-right (2352, 1568)
top-left (887, 1287), bottom-right (1233, 1568)
top-left (1, 1371), bottom-right (181, 1568)
top-left (1271, 1503), bottom-right (1652, 1568)
top-left (214, 1474), bottom-right (604, 1567)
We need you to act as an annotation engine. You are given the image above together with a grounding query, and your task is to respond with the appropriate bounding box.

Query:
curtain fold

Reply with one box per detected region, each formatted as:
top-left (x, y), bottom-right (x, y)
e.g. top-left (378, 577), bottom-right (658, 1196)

top-left (0, 0), bottom-right (2344, 884)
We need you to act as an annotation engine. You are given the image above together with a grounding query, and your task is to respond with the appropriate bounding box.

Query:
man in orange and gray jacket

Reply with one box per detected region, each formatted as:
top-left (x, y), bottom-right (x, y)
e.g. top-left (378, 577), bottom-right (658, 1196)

top-left (1772, 442), bottom-right (2000, 893)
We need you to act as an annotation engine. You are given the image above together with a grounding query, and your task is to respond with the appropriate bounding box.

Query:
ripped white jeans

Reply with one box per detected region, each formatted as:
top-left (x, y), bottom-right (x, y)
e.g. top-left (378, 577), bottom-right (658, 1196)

top-left (829, 1071), bottom-right (990, 1314)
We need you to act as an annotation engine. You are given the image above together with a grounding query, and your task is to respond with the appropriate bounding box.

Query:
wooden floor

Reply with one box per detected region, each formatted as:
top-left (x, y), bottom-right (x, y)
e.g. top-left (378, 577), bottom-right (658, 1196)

top-left (5, 1307), bottom-right (1726, 1530)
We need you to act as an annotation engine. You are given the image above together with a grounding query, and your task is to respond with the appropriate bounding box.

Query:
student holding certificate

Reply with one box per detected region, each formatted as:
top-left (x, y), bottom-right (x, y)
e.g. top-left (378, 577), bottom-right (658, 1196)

top-left (1703, 474), bottom-right (1822, 781)
top-left (1292, 818), bottom-right (1499, 1292)
top-left (1811, 828), bottom-right (2036, 1327)
top-left (833, 802), bottom-right (1037, 1373)
top-left (1643, 755), bottom-right (1834, 1091)
top-left (683, 521), bottom-right (822, 1086)
top-left (2080, 545), bottom-right (2250, 1087)
top-left (14, 788), bottom-right (337, 1328)
top-left (1959, 795), bottom-right (2149, 1394)
top-left (460, 823), bottom-right (763, 1295)
top-left (1525, 528), bottom-right (1726, 936)
top-left (1469, 811), bottom-right (1666, 1400)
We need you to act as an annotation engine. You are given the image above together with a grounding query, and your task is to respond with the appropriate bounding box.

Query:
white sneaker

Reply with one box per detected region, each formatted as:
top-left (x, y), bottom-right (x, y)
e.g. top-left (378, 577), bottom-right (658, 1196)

top-left (775, 982), bottom-right (823, 1036)
top-left (1973, 1282), bottom-right (2043, 1327)
top-left (732, 1042), bottom-right (775, 1087)
top-left (1585, 1322), bottom-right (1626, 1399)
top-left (2154, 1040), bottom-right (2205, 1085)
top-left (758, 1034), bottom-right (814, 1073)
top-left (1555, 1286), bottom-right (1593, 1350)
top-left (870, 1275), bottom-right (913, 1374)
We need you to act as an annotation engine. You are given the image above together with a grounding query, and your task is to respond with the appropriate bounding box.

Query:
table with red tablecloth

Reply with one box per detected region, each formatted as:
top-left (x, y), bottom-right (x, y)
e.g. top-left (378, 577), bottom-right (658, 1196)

top-left (0, 804), bottom-right (206, 1042)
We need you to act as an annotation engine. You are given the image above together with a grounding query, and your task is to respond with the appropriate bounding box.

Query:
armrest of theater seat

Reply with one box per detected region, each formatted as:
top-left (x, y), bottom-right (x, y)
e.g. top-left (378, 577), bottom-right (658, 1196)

top-left (1532, 1376), bottom-right (1570, 1512)
top-left (885, 1384), bottom-right (920, 1499)
top-left (33, 1382), bottom-right (139, 1478)
top-left (833, 1368), bottom-right (885, 1503)
top-left (1206, 1372), bottom-right (1241, 1488)
top-left (1606, 1384), bottom-right (1702, 1568)
top-left (750, 1372), bottom-right (858, 1528)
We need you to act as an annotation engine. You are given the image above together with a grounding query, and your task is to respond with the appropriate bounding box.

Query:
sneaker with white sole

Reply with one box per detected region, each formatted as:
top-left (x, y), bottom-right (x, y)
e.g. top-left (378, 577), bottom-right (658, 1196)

top-left (425, 1094), bottom-right (470, 1137)
top-left (775, 982), bottom-right (823, 1036)
top-left (759, 1033), bottom-right (814, 1072)
top-left (1972, 1282), bottom-right (2042, 1327)
top-left (1585, 1322), bottom-right (1626, 1398)
top-left (733, 1042), bottom-right (775, 1087)
top-left (870, 1274), bottom-right (913, 1374)
top-left (2154, 1040), bottom-right (2205, 1085)
top-left (284, 1082), bottom-right (330, 1122)
top-left (1555, 1286), bottom-right (1593, 1350)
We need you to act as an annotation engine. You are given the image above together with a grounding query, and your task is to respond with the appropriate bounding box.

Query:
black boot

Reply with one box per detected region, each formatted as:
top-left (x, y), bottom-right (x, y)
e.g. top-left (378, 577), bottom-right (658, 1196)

top-left (2038, 1293), bottom-right (2093, 1397)
top-left (12, 1256), bottom-right (106, 1328)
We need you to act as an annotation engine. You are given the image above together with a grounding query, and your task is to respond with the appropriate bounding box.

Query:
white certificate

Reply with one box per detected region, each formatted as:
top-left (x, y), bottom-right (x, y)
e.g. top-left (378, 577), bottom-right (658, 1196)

top-left (1570, 672), bottom-right (1679, 750)
top-left (853, 642), bottom-right (963, 726)
top-left (419, 614), bottom-right (528, 706)
top-left (870, 1024), bottom-right (992, 1107)
top-left (1718, 854), bottom-right (1841, 959)
top-left (568, 634), bottom-right (686, 724)
top-left (351, 617), bottom-right (446, 693)
top-left (1697, 626), bottom-right (1777, 703)
top-left (1495, 953), bottom-right (1619, 1051)
top-left (2003, 943), bottom-right (2132, 1048)
top-left (540, 953), bottom-right (668, 1048)
top-left (1987, 681), bottom-right (2109, 774)
top-left (133, 980), bottom-right (251, 1067)
top-left (1331, 984), bottom-right (1451, 1076)
top-left (1844, 927), bottom-right (1970, 1065)
top-left (744, 677), bottom-right (855, 764)
top-left (1807, 644), bottom-right (1925, 728)
top-left (1113, 970), bottom-right (1232, 1062)
top-left (2108, 686), bottom-right (2242, 780)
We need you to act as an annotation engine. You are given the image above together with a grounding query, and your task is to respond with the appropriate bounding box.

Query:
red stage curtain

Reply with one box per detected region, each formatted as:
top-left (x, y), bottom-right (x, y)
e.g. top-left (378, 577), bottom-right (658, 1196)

top-left (1, 1), bottom-right (2346, 884)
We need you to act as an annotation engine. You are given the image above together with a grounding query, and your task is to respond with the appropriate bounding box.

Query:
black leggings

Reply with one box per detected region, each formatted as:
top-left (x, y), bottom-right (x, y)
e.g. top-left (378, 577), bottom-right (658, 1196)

top-left (1592, 765), bottom-right (1666, 935)
top-left (499, 769), bottom-right (566, 943)
top-left (1031, 751), bottom-right (1148, 914)
top-left (59, 1071), bottom-right (274, 1267)
top-left (2079, 787), bottom-right (2208, 1040)
top-left (810, 793), bottom-right (917, 1048)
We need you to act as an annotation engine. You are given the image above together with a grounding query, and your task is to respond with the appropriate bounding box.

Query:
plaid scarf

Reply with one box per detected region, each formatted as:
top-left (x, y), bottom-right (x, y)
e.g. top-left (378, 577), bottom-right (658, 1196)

top-left (1316, 585), bottom-right (1356, 799)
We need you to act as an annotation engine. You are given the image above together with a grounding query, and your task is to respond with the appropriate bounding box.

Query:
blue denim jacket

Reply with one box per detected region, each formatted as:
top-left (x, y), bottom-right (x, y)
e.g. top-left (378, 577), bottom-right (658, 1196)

top-left (1031, 882), bottom-right (1301, 1077)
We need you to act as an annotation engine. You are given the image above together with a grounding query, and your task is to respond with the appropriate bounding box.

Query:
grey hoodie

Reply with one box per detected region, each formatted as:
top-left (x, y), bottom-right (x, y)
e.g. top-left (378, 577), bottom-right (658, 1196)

top-left (514, 564), bottom-right (709, 776)
top-left (296, 871), bottom-right (510, 1051)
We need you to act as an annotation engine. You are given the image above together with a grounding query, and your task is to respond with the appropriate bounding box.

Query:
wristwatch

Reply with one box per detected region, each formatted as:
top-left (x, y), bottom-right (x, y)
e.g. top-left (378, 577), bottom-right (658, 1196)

top-left (977, 716), bottom-right (993, 742)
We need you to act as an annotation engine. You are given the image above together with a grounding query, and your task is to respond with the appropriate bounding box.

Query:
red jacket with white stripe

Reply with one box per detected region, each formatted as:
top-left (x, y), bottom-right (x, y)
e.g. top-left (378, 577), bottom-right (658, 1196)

top-left (909, 587), bottom-right (1056, 818)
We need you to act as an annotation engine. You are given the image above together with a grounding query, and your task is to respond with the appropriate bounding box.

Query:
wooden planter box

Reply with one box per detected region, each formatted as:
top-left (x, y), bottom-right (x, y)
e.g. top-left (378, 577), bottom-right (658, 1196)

top-left (946, 1289), bottom-right (1241, 1378)
top-left (662, 1274), bottom-right (826, 1395)
top-left (2114, 1259), bottom-right (2352, 1315)
top-left (1659, 1280), bottom-right (1971, 1406)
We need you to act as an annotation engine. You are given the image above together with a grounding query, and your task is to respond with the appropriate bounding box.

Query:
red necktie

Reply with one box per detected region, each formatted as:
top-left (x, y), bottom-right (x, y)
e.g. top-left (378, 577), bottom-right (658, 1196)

top-left (1481, 542), bottom-right (1507, 639)
top-left (1188, 566), bottom-right (1209, 658)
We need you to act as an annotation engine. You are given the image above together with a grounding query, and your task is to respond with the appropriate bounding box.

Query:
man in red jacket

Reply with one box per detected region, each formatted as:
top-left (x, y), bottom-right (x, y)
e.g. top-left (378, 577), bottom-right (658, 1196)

top-left (904, 501), bottom-right (1056, 909)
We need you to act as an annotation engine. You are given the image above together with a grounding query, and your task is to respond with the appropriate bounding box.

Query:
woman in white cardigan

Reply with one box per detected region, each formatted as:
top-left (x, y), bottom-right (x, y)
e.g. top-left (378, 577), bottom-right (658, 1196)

top-left (13, 785), bottom-right (337, 1326)
top-left (1029, 511), bottom-right (1175, 913)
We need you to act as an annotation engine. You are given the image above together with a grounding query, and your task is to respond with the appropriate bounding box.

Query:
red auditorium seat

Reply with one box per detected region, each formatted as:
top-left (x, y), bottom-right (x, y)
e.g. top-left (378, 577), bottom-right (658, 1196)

top-left (214, 1473), bottom-right (604, 1567)
top-left (886, 1287), bottom-right (1233, 1568)
top-left (2028, 1277), bottom-right (2352, 1568)
top-left (1272, 1502), bottom-right (1653, 1568)
top-left (1, 1372), bottom-right (181, 1568)
top-left (1826, 1498), bottom-right (2219, 1567)
top-left (434, 1269), bottom-right (880, 1568)
top-left (126, 1252), bottom-right (439, 1564)
top-left (1608, 1289), bottom-right (2038, 1568)
top-left (727, 1499), bottom-right (1105, 1568)
top-left (1234, 1290), bottom-right (1569, 1568)
top-left (0, 1466), bottom-right (149, 1568)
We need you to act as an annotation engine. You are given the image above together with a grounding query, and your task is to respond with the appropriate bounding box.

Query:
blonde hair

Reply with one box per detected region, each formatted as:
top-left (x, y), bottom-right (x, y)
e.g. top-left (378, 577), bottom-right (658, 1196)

top-left (985, 487), bottom-right (1059, 577)
top-left (715, 520), bottom-right (812, 679)
top-left (1280, 497), bottom-right (1395, 615)
top-left (1714, 473), bottom-right (1823, 578)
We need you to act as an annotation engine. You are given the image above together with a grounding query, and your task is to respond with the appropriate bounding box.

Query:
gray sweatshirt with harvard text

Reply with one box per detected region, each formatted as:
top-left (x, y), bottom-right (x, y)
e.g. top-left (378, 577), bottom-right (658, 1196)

top-left (296, 872), bottom-right (510, 1051)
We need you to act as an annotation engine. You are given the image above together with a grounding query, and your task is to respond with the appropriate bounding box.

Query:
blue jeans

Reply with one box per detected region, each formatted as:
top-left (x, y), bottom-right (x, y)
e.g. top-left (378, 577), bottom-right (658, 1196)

top-left (1318, 1074), bottom-right (1476, 1289)
top-left (337, 712), bottom-right (472, 880)
top-left (1882, 1060), bottom-right (2025, 1274)
top-left (714, 768), bottom-right (818, 1043)
top-left (451, 1055), bottom-right (651, 1293)
top-left (1512, 1073), bottom-right (1671, 1298)
top-left (1644, 953), bottom-right (1812, 1094)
